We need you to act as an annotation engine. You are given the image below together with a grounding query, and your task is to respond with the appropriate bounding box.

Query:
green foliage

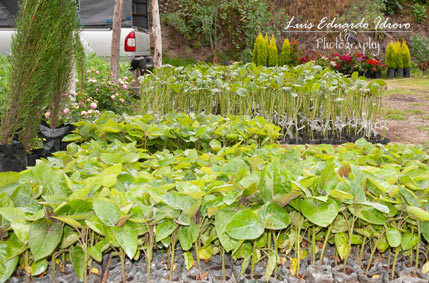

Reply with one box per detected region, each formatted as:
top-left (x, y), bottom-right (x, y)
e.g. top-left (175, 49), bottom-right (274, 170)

top-left (47, 0), bottom-right (80, 129)
top-left (402, 40), bottom-right (412, 69)
top-left (62, 54), bottom-right (135, 123)
top-left (279, 38), bottom-right (291, 66)
top-left (0, 132), bottom-right (428, 281)
top-left (0, 0), bottom-right (79, 146)
top-left (65, 112), bottom-right (281, 150)
top-left (410, 34), bottom-right (429, 68)
top-left (385, 42), bottom-right (396, 68)
top-left (163, 56), bottom-right (198, 67)
top-left (140, 63), bottom-right (385, 139)
top-left (338, 0), bottom-right (386, 29)
top-left (268, 36), bottom-right (278, 67)
top-left (0, 55), bottom-right (10, 119)
top-left (252, 33), bottom-right (266, 66)
top-left (412, 3), bottom-right (427, 23)
top-left (162, 0), bottom-right (285, 62)
top-left (381, 0), bottom-right (403, 16)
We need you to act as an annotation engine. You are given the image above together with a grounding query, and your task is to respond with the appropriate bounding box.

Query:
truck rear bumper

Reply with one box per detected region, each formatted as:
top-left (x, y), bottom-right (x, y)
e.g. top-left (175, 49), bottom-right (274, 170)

top-left (131, 56), bottom-right (154, 70)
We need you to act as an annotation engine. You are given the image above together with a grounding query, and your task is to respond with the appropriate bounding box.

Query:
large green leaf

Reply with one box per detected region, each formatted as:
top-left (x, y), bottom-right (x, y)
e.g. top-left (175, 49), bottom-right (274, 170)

top-left (300, 198), bottom-right (338, 227)
top-left (0, 243), bottom-right (19, 283)
top-left (92, 198), bottom-right (120, 227)
top-left (226, 209), bottom-right (264, 240)
top-left (178, 224), bottom-right (200, 251)
top-left (422, 221), bottom-right (429, 242)
top-left (54, 199), bottom-right (93, 220)
top-left (258, 160), bottom-right (292, 202)
top-left (99, 164), bottom-right (122, 188)
top-left (0, 172), bottom-right (20, 187)
top-left (258, 201), bottom-right (290, 230)
top-left (113, 223), bottom-right (138, 259)
top-left (29, 219), bottom-right (63, 261)
top-left (407, 206), bottom-right (429, 221)
top-left (5, 233), bottom-right (27, 259)
top-left (400, 187), bottom-right (421, 207)
top-left (401, 232), bottom-right (419, 250)
top-left (385, 227), bottom-right (401, 248)
top-left (30, 259), bottom-right (48, 276)
top-left (215, 208), bottom-right (239, 252)
top-left (162, 192), bottom-right (196, 211)
top-left (155, 219), bottom-right (178, 242)
top-left (33, 162), bottom-right (68, 197)
top-left (70, 244), bottom-right (86, 281)
top-left (348, 205), bottom-right (386, 225)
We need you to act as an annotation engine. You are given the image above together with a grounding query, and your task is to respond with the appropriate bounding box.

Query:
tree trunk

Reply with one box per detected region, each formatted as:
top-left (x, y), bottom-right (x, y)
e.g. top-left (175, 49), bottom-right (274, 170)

top-left (110, 0), bottom-right (123, 83)
top-left (151, 0), bottom-right (162, 68)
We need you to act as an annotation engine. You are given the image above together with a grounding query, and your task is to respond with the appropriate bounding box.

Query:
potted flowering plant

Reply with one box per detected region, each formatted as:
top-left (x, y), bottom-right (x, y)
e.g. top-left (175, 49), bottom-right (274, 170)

top-left (365, 58), bottom-right (385, 78)
top-left (353, 53), bottom-right (369, 76)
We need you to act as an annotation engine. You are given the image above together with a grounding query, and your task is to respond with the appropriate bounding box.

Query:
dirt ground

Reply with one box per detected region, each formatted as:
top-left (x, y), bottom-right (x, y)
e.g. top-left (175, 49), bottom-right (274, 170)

top-left (383, 77), bottom-right (429, 145)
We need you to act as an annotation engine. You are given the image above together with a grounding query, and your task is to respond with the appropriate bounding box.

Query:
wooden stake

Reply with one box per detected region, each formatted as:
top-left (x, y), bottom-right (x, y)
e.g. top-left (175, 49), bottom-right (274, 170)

top-left (110, 0), bottom-right (123, 83)
top-left (151, 0), bottom-right (162, 68)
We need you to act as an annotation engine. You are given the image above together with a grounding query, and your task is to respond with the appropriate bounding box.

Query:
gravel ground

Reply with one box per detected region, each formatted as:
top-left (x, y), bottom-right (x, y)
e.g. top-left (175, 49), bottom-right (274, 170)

top-left (7, 245), bottom-right (429, 283)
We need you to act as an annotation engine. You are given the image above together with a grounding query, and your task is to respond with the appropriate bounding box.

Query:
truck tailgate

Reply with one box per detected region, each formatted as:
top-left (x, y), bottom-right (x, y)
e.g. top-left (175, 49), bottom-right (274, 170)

top-left (80, 27), bottom-right (150, 59)
top-left (134, 29), bottom-right (150, 56)
top-left (0, 28), bottom-right (13, 54)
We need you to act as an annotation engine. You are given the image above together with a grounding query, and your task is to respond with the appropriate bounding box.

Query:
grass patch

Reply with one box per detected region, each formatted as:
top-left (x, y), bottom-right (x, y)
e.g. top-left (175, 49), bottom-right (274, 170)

top-left (385, 88), bottom-right (422, 97)
top-left (417, 125), bottom-right (429, 131)
top-left (406, 109), bottom-right (424, 115)
top-left (383, 108), bottom-right (407, 120)
top-left (422, 114), bottom-right (429, 120)
top-left (163, 56), bottom-right (199, 67)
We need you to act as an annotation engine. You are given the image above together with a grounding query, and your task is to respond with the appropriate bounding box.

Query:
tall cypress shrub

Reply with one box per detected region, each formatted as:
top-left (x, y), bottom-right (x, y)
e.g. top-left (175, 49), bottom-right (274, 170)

top-left (252, 33), bottom-right (263, 65)
top-left (279, 38), bottom-right (291, 66)
top-left (395, 41), bottom-right (404, 69)
top-left (401, 40), bottom-right (411, 69)
top-left (385, 42), bottom-right (395, 69)
top-left (263, 34), bottom-right (269, 66)
top-left (256, 34), bottom-right (268, 66)
top-left (0, 0), bottom-right (79, 146)
top-left (48, 0), bottom-right (80, 129)
top-left (268, 36), bottom-right (278, 67)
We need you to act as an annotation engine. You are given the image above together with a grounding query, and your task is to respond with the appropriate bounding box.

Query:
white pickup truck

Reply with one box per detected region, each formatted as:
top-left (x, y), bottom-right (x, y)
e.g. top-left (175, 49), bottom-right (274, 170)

top-left (0, 0), bottom-right (153, 70)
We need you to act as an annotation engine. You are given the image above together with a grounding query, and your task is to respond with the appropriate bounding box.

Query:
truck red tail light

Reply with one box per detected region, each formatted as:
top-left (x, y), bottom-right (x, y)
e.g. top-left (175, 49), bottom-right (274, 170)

top-left (125, 31), bottom-right (136, 52)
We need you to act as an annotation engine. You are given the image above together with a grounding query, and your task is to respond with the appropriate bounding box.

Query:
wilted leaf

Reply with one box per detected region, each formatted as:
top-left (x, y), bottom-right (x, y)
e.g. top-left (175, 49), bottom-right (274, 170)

top-left (335, 232), bottom-right (349, 260)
